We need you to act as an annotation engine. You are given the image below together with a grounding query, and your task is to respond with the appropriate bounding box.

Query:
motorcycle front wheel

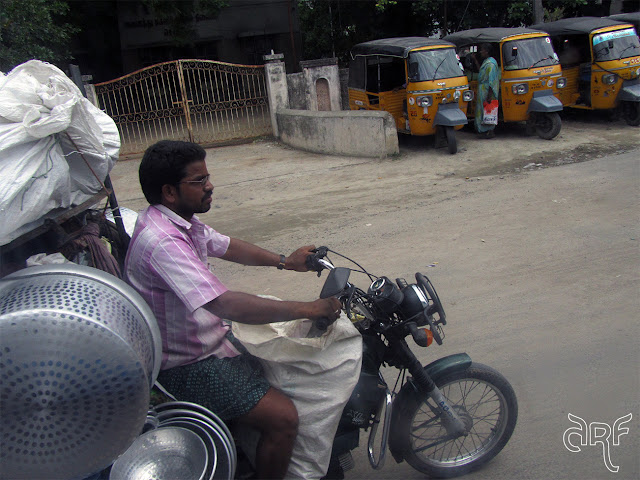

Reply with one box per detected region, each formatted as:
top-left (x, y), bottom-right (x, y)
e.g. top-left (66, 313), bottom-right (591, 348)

top-left (392, 363), bottom-right (517, 478)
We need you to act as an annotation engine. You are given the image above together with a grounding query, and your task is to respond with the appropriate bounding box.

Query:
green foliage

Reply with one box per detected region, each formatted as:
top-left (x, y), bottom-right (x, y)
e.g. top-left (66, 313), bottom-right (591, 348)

top-left (413, 0), bottom-right (536, 33)
top-left (507, 1), bottom-right (533, 26)
top-left (375, 0), bottom-right (397, 12)
top-left (297, 0), bottom-right (607, 65)
top-left (142, 0), bottom-right (228, 47)
top-left (543, 0), bottom-right (592, 21)
top-left (0, 0), bottom-right (78, 72)
top-left (297, 0), bottom-right (433, 65)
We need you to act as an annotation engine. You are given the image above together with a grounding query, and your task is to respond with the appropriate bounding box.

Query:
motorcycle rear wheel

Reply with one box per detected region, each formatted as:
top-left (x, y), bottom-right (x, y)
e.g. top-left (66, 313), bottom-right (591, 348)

top-left (393, 363), bottom-right (517, 478)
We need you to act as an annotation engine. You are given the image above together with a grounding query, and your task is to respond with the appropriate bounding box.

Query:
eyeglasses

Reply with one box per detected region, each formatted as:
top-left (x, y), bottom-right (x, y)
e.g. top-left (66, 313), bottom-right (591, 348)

top-left (178, 175), bottom-right (211, 188)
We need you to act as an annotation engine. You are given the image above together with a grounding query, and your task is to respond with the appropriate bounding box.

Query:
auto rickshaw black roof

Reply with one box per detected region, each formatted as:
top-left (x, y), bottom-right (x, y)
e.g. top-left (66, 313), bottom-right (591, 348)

top-left (530, 16), bottom-right (631, 36)
top-left (350, 37), bottom-right (455, 58)
top-left (443, 27), bottom-right (547, 46)
top-left (607, 12), bottom-right (640, 30)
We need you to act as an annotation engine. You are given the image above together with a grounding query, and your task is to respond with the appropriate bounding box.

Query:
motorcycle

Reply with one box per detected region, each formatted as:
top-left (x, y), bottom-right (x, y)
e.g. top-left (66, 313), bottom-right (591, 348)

top-left (305, 246), bottom-right (518, 479)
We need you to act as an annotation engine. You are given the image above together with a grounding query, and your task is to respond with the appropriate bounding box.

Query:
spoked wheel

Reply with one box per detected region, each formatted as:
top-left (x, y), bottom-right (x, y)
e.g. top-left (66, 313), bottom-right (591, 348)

top-left (392, 363), bottom-right (518, 478)
top-left (622, 101), bottom-right (640, 126)
top-left (534, 112), bottom-right (561, 140)
top-left (445, 126), bottom-right (457, 154)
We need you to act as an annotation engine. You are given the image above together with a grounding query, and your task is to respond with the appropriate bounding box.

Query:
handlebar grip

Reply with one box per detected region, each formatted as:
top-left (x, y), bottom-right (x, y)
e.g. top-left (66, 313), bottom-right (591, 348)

top-left (315, 317), bottom-right (332, 331)
top-left (305, 255), bottom-right (319, 271)
top-left (306, 246), bottom-right (329, 276)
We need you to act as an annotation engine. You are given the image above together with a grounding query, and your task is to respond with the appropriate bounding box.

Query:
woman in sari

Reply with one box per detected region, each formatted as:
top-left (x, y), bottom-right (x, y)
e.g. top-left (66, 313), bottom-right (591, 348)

top-left (474, 43), bottom-right (500, 139)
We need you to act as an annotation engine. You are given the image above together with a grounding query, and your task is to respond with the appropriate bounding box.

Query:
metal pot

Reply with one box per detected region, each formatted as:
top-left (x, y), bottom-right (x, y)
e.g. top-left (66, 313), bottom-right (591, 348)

top-left (0, 264), bottom-right (162, 480)
top-left (154, 402), bottom-right (237, 476)
top-left (109, 426), bottom-right (208, 480)
top-left (156, 420), bottom-right (218, 480)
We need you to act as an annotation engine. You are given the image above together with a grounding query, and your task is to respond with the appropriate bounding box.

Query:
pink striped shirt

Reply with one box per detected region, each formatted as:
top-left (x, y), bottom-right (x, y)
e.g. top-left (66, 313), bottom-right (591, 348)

top-left (125, 205), bottom-right (240, 370)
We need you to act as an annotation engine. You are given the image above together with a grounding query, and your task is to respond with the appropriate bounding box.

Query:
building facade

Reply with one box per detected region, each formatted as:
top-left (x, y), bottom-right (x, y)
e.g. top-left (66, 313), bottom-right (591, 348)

top-left (117, 0), bottom-right (302, 74)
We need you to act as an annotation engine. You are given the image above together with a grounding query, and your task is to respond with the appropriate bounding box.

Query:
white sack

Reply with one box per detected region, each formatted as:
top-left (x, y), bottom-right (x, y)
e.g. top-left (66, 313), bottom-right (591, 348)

top-left (232, 304), bottom-right (363, 480)
top-left (26, 252), bottom-right (72, 266)
top-left (0, 60), bottom-right (120, 246)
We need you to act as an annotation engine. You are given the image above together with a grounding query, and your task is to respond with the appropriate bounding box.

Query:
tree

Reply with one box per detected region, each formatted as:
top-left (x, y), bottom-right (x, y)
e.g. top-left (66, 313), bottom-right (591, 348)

top-left (0, 0), bottom-right (78, 72)
top-left (298, 0), bottom-right (429, 65)
top-left (297, 0), bottom-right (613, 66)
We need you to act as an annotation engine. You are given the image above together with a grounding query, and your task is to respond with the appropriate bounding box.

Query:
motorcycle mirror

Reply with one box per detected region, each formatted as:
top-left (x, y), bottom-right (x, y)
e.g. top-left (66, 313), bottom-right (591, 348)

top-left (320, 267), bottom-right (351, 298)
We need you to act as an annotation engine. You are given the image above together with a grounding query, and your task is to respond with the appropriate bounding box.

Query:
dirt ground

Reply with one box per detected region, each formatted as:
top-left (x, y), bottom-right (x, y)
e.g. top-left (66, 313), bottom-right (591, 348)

top-left (109, 109), bottom-right (640, 480)
top-left (110, 109), bottom-right (639, 252)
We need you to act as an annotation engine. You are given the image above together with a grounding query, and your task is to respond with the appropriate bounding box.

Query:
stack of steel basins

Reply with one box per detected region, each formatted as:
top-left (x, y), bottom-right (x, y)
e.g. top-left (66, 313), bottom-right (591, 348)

top-left (0, 264), bottom-right (162, 480)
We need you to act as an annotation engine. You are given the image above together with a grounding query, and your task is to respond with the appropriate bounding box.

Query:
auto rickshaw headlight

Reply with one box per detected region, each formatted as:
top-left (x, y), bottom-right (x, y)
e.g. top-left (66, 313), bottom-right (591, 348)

top-left (512, 83), bottom-right (529, 95)
top-left (454, 90), bottom-right (461, 100)
top-left (602, 74), bottom-right (618, 85)
top-left (556, 77), bottom-right (567, 89)
top-left (417, 95), bottom-right (433, 107)
top-left (462, 90), bottom-right (474, 102)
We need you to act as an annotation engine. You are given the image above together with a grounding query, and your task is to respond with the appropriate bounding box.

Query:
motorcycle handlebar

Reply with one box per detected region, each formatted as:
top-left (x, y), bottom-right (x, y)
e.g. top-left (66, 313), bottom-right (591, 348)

top-left (307, 247), bottom-right (337, 332)
top-left (306, 246), bottom-right (332, 274)
top-left (315, 317), bottom-right (333, 331)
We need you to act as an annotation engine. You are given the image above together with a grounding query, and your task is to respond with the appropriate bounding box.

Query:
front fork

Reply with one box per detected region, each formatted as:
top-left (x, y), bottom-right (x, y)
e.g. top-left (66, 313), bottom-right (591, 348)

top-left (394, 338), bottom-right (469, 438)
top-left (367, 373), bottom-right (393, 470)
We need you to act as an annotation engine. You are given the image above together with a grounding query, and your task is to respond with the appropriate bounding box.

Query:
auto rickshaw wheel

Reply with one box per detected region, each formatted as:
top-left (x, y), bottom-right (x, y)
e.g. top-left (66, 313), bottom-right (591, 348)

top-left (534, 112), bottom-right (561, 140)
top-left (622, 101), bottom-right (640, 127)
top-left (445, 126), bottom-right (457, 154)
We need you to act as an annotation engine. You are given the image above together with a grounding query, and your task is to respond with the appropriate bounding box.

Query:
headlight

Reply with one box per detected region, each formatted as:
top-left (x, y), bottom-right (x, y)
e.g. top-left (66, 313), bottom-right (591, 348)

top-left (462, 90), bottom-right (474, 101)
top-left (637, 67), bottom-right (640, 77)
top-left (454, 90), bottom-right (461, 100)
top-left (512, 83), bottom-right (529, 95)
top-left (416, 95), bottom-right (433, 107)
top-left (556, 77), bottom-right (567, 89)
top-left (602, 73), bottom-right (618, 85)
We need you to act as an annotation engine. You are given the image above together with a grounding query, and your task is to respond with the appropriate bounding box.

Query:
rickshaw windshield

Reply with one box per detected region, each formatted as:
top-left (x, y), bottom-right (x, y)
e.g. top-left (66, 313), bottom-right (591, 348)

top-left (502, 37), bottom-right (559, 70)
top-left (407, 48), bottom-right (463, 81)
top-left (593, 28), bottom-right (640, 61)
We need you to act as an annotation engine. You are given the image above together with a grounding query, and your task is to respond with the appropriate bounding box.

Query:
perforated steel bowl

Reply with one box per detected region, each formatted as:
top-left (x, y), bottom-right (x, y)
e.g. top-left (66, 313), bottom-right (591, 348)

top-left (0, 264), bottom-right (162, 480)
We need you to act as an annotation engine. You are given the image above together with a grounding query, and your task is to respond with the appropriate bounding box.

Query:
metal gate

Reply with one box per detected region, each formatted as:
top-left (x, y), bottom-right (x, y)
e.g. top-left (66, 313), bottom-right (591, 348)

top-left (93, 60), bottom-right (271, 156)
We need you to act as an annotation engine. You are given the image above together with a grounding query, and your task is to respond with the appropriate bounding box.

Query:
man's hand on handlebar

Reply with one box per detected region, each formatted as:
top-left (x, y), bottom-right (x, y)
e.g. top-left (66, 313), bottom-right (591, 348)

top-left (284, 245), bottom-right (317, 272)
top-left (308, 297), bottom-right (342, 323)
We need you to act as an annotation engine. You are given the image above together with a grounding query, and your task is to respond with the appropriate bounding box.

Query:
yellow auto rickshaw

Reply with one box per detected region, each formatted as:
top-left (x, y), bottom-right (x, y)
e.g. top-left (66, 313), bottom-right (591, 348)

top-left (444, 27), bottom-right (566, 139)
top-left (532, 17), bottom-right (640, 126)
top-left (348, 37), bottom-right (473, 154)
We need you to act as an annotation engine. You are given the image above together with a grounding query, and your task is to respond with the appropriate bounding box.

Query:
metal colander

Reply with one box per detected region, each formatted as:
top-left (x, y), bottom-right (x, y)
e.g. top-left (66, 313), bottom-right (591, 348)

top-left (0, 264), bottom-right (162, 480)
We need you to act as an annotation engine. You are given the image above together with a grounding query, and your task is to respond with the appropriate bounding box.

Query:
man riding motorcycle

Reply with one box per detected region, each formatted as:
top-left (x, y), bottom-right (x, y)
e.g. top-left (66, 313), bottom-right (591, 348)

top-left (124, 140), bottom-right (341, 479)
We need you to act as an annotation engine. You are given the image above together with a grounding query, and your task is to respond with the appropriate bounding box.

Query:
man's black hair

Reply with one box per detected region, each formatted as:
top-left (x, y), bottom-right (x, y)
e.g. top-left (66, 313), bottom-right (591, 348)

top-left (139, 140), bottom-right (207, 205)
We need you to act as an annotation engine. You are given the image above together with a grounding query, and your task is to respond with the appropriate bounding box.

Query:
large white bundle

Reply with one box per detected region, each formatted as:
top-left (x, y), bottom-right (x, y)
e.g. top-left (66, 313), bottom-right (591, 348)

top-left (233, 302), bottom-right (363, 480)
top-left (0, 60), bottom-right (120, 246)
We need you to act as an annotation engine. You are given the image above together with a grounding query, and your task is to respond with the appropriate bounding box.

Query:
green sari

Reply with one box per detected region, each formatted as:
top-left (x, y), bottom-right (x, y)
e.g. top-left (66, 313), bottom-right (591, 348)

top-left (475, 57), bottom-right (500, 133)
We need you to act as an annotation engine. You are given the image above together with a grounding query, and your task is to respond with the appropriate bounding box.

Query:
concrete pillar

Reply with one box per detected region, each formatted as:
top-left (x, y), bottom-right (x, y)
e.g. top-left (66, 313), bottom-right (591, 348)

top-left (300, 58), bottom-right (342, 111)
top-left (263, 53), bottom-right (289, 137)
